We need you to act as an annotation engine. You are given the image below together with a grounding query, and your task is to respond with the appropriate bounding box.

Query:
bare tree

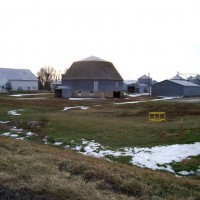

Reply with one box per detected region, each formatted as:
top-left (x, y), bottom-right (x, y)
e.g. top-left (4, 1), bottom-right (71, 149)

top-left (64, 68), bottom-right (68, 74)
top-left (37, 66), bottom-right (56, 90)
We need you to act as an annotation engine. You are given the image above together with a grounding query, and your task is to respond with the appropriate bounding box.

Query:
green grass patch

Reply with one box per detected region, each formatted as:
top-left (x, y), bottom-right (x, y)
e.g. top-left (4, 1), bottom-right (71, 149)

top-left (170, 155), bottom-right (200, 174)
top-left (0, 95), bottom-right (200, 149)
top-left (105, 155), bottom-right (132, 164)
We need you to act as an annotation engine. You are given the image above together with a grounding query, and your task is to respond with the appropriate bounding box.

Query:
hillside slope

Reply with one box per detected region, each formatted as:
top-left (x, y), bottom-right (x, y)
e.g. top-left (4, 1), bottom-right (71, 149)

top-left (0, 137), bottom-right (200, 200)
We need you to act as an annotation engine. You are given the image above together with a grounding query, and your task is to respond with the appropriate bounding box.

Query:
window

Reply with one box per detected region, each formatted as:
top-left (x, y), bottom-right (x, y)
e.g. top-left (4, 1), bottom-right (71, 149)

top-left (94, 81), bottom-right (98, 91)
top-left (116, 81), bottom-right (119, 89)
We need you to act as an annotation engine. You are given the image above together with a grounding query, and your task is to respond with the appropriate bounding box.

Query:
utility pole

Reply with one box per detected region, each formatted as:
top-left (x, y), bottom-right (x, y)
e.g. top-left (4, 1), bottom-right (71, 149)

top-left (148, 73), bottom-right (151, 96)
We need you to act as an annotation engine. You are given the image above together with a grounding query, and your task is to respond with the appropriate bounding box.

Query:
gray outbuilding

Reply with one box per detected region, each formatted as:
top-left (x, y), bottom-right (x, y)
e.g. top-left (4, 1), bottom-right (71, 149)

top-left (152, 79), bottom-right (200, 97)
top-left (0, 68), bottom-right (38, 93)
top-left (188, 75), bottom-right (200, 86)
top-left (124, 75), bottom-right (152, 94)
top-left (56, 56), bottom-right (124, 98)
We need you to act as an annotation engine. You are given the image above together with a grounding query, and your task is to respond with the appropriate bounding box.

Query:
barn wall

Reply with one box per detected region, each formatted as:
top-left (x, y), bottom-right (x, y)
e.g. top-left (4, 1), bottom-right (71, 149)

top-left (183, 86), bottom-right (200, 97)
top-left (62, 89), bottom-right (72, 98)
top-left (62, 80), bottom-right (123, 91)
top-left (0, 74), bottom-right (8, 86)
top-left (152, 80), bottom-right (183, 97)
top-left (190, 79), bottom-right (200, 86)
top-left (62, 79), bottom-right (123, 98)
top-left (10, 80), bottom-right (38, 91)
top-left (138, 77), bottom-right (152, 85)
top-left (139, 85), bottom-right (150, 93)
top-left (0, 74), bottom-right (8, 93)
top-left (71, 90), bottom-right (114, 98)
top-left (0, 86), bottom-right (8, 93)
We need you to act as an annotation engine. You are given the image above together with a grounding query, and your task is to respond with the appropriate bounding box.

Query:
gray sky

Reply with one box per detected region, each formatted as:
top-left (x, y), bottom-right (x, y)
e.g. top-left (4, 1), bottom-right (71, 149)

top-left (0, 0), bottom-right (200, 81)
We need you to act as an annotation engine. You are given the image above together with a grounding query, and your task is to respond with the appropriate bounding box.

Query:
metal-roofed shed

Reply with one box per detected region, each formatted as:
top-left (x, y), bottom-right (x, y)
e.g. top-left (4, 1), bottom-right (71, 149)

top-left (0, 68), bottom-right (38, 93)
top-left (152, 79), bottom-right (200, 97)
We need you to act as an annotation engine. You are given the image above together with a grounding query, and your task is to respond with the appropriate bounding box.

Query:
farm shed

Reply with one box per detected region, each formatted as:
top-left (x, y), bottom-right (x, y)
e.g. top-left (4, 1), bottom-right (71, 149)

top-left (137, 75), bottom-right (152, 93)
top-left (124, 80), bottom-right (138, 93)
top-left (0, 68), bottom-right (38, 93)
top-left (151, 79), bottom-right (200, 97)
top-left (124, 75), bottom-right (152, 94)
top-left (189, 75), bottom-right (200, 86)
top-left (56, 56), bottom-right (124, 98)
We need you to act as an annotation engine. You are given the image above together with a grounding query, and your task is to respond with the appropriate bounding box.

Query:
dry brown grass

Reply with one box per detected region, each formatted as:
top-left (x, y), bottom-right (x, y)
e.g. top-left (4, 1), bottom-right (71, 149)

top-left (1, 94), bottom-right (200, 199)
top-left (0, 137), bottom-right (200, 199)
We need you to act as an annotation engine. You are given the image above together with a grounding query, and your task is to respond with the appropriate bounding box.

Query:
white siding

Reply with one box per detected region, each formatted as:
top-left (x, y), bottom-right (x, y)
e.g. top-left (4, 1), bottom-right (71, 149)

top-left (0, 73), bottom-right (8, 93)
top-left (10, 80), bottom-right (38, 91)
top-left (0, 73), bottom-right (8, 86)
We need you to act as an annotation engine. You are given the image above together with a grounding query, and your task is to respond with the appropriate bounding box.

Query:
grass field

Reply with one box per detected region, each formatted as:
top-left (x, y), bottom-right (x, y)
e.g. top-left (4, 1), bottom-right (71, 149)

top-left (1, 93), bottom-right (200, 147)
top-left (0, 93), bottom-right (200, 199)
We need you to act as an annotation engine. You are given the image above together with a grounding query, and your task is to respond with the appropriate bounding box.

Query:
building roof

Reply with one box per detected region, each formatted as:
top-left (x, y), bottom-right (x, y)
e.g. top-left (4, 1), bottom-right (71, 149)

top-left (138, 75), bottom-right (149, 79)
top-left (63, 56), bottom-right (123, 81)
top-left (124, 80), bottom-right (137, 85)
top-left (170, 74), bottom-right (186, 80)
top-left (79, 56), bottom-right (107, 62)
top-left (0, 68), bottom-right (37, 81)
top-left (170, 79), bottom-right (200, 87)
top-left (193, 75), bottom-right (200, 80)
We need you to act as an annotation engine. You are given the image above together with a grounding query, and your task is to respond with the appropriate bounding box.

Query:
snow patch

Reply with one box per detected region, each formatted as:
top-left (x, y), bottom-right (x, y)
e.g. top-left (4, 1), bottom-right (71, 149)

top-left (69, 98), bottom-right (93, 101)
top-left (0, 121), bottom-right (10, 124)
top-left (1, 132), bottom-right (10, 136)
top-left (10, 134), bottom-right (18, 138)
top-left (62, 106), bottom-right (89, 111)
top-left (67, 139), bottom-right (200, 174)
top-left (54, 142), bottom-right (63, 146)
top-left (8, 109), bottom-right (23, 116)
top-left (26, 132), bottom-right (33, 136)
top-left (115, 96), bottom-right (180, 105)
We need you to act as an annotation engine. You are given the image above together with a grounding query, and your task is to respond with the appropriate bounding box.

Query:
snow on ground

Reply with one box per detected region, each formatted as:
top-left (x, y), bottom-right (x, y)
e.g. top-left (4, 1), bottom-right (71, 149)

top-left (58, 139), bottom-right (200, 174)
top-left (11, 127), bottom-right (23, 132)
top-left (1, 96), bottom-right (199, 175)
top-left (26, 132), bottom-right (33, 136)
top-left (131, 143), bottom-right (200, 172)
top-left (69, 98), bottom-right (93, 101)
top-left (1, 132), bottom-right (10, 136)
top-left (115, 96), bottom-right (179, 105)
top-left (127, 93), bottom-right (149, 97)
top-left (8, 109), bottom-right (23, 116)
top-left (54, 141), bottom-right (63, 146)
top-left (0, 121), bottom-right (10, 124)
top-left (64, 139), bottom-right (200, 174)
top-left (10, 93), bottom-right (48, 97)
top-left (1, 126), bottom-right (34, 140)
top-left (0, 118), bottom-right (200, 175)
top-left (62, 106), bottom-right (89, 111)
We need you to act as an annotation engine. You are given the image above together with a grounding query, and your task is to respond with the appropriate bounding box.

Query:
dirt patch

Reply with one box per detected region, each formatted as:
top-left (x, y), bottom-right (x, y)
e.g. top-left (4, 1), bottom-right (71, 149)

top-left (0, 185), bottom-right (48, 200)
top-left (0, 122), bottom-right (14, 132)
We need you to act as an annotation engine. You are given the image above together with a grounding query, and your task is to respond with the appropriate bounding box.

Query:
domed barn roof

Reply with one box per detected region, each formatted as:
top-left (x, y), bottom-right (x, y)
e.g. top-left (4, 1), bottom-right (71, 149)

top-left (63, 56), bottom-right (123, 81)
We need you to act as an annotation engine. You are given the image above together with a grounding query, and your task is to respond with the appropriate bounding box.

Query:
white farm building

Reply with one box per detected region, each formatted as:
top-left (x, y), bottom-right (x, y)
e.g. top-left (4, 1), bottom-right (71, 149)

top-left (0, 68), bottom-right (38, 93)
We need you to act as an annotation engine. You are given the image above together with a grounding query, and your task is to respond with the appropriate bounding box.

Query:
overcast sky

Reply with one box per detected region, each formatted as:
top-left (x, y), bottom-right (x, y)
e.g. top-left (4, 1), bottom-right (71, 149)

top-left (0, 0), bottom-right (200, 81)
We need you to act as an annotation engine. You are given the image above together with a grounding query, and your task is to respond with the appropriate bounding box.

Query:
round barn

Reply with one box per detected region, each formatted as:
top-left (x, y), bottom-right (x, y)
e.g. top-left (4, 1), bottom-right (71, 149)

top-left (55, 56), bottom-right (124, 98)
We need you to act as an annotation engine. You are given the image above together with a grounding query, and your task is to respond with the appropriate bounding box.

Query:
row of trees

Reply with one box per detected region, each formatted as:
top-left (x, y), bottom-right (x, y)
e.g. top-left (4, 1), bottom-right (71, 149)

top-left (37, 66), bottom-right (67, 90)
